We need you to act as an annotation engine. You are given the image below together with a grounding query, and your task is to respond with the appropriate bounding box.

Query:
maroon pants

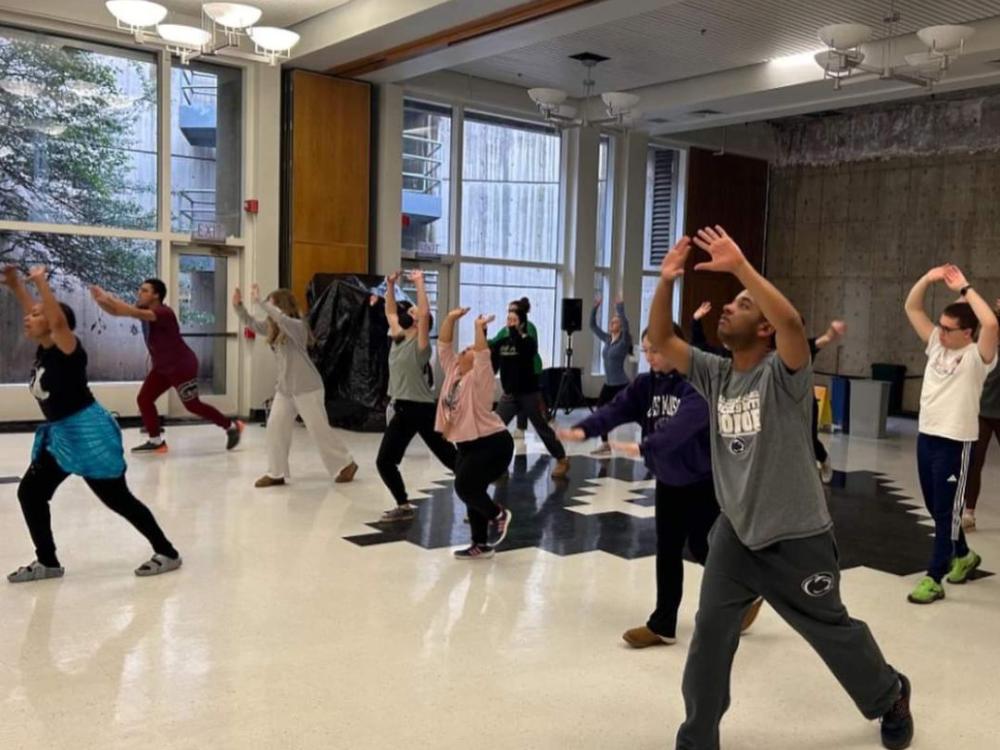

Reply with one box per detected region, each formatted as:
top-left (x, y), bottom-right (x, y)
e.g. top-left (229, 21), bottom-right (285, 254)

top-left (138, 367), bottom-right (231, 438)
top-left (965, 416), bottom-right (1000, 510)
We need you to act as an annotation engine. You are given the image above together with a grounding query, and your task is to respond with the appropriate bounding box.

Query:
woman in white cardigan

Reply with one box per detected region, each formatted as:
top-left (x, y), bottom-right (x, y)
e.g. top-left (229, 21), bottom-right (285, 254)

top-left (233, 284), bottom-right (357, 487)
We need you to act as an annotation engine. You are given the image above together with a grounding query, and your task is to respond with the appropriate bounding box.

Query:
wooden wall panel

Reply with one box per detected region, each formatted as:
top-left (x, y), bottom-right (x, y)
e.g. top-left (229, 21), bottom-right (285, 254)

top-left (285, 70), bottom-right (371, 306)
top-left (681, 147), bottom-right (769, 346)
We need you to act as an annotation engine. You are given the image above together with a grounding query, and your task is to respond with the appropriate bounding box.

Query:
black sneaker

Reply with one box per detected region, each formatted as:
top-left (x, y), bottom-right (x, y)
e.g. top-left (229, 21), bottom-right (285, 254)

top-left (132, 440), bottom-right (168, 454)
top-left (226, 420), bottom-right (245, 450)
top-left (880, 673), bottom-right (913, 750)
top-left (489, 507), bottom-right (512, 548)
top-left (453, 544), bottom-right (495, 560)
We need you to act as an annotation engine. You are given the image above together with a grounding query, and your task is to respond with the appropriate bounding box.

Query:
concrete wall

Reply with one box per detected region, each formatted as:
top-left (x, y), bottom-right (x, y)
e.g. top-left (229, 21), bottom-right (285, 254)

top-left (766, 152), bottom-right (1000, 411)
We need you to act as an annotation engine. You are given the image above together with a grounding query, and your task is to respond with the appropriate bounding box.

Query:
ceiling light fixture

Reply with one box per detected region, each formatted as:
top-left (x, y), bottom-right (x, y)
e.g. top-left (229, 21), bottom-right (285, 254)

top-left (527, 53), bottom-right (641, 131)
top-left (105, 0), bottom-right (299, 66)
top-left (815, 8), bottom-right (975, 90)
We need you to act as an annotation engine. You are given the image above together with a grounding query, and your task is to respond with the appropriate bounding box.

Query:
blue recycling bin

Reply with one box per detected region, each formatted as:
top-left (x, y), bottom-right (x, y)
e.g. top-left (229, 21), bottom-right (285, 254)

top-left (831, 376), bottom-right (851, 433)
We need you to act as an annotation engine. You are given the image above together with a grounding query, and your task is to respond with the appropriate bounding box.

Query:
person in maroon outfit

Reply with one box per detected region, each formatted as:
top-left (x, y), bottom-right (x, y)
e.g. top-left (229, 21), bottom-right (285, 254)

top-left (91, 278), bottom-right (243, 453)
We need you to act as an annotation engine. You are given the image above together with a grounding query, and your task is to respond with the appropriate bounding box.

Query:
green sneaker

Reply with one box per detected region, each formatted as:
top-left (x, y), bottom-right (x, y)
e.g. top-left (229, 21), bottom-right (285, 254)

top-left (946, 551), bottom-right (982, 584)
top-left (907, 576), bottom-right (945, 604)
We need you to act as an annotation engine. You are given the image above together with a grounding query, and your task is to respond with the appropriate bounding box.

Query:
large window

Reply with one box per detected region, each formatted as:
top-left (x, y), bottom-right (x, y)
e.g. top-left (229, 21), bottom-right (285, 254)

top-left (458, 263), bottom-right (558, 368)
top-left (592, 135), bottom-right (614, 374)
top-left (402, 100), bottom-right (451, 254)
top-left (461, 113), bottom-right (561, 263)
top-left (170, 61), bottom-right (242, 238)
top-left (0, 26), bottom-right (158, 230)
top-left (0, 231), bottom-right (157, 384)
top-left (640, 147), bottom-right (681, 373)
top-left (459, 112), bottom-right (562, 365)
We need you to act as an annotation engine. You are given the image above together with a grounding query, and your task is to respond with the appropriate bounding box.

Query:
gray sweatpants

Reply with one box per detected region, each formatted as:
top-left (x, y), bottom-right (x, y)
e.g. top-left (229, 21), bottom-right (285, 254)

top-left (676, 515), bottom-right (900, 750)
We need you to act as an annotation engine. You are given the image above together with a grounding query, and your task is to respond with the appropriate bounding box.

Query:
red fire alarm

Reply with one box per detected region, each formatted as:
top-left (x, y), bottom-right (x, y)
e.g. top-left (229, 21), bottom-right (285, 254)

top-left (244, 326), bottom-right (256, 340)
top-left (244, 199), bottom-right (259, 214)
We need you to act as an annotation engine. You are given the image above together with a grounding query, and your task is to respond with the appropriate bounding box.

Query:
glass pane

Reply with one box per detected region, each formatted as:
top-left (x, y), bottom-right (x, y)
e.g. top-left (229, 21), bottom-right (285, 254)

top-left (171, 62), bottom-right (242, 238)
top-left (644, 147), bottom-right (678, 271)
top-left (461, 114), bottom-right (561, 264)
top-left (399, 265), bottom-right (442, 338)
top-left (458, 263), bottom-right (558, 367)
top-left (596, 136), bottom-right (613, 268)
top-left (591, 270), bottom-right (611, 375)
top-left (177, 253), bottom-right (228, 394)
top-left (0, 26), bottom-right (158, 230)
top-left (0, 231), bottom-right (157, 383)
top-left (402, 101), bottom-right (451, 254)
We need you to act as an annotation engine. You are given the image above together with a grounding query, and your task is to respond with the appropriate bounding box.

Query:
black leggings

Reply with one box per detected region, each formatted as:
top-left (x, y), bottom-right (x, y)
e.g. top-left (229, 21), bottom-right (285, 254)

top-left (17, 450), bottom-right (178, 568)
top-left (965, 416), bottom-right (1000, 510)
top-left (454, 431), bottom-right (515, 545)
top-left (596, 383), bottom-right (628, 442)
top-left (496, 392), bottom-right (566, 460)
top-left (647, 479), bottom-right (720, 638)
top-left (377, 400), bottom-right (457, 505)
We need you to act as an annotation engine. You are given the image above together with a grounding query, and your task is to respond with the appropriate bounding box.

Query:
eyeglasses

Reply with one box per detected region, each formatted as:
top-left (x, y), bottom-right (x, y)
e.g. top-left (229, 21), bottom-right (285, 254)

top-left (939, 324), bottom-right (966, 334)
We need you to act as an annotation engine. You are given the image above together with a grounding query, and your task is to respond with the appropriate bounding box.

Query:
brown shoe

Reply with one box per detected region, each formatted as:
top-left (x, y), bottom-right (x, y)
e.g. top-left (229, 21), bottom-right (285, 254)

top-left (551, 457), bottom-right (570, 480)
top-left (740, 597), bottom-right (764, 633)
top-left (254, 475), bottom-right (286, 488)
top-left (335, 462), bottom-right (358, 483)
top-left (623, 626), bottom-right (675, 648)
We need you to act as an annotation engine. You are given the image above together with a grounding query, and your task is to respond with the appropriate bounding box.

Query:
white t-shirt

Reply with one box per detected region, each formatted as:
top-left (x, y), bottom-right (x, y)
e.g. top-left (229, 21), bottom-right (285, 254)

top-left (919, 329), bottom-right (997, 441)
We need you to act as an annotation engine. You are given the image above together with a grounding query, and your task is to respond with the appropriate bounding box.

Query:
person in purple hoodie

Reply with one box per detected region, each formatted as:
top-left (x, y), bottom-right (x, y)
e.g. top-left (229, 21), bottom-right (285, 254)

top-left (560, 325), bottom-right (759, 648)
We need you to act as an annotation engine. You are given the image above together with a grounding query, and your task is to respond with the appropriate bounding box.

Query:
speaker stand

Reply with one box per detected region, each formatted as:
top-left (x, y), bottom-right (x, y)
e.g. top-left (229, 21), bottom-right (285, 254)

top-left (547, 332), bottom-right (590, 422)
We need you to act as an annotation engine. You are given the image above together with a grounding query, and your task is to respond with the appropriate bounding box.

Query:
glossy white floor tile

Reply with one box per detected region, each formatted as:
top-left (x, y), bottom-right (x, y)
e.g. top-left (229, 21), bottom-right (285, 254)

top-left (1, 416), bottom-right (998, 750)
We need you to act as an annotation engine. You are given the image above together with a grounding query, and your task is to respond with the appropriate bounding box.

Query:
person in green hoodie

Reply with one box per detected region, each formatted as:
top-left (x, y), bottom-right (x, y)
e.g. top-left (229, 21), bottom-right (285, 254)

top-left (489, 298), bottom-right (541, 438)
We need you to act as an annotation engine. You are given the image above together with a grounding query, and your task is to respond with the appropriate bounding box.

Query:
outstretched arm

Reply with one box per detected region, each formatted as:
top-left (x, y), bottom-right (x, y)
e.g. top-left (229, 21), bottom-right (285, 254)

top-left (814, 320), bottom-right (847, 350)
top-left (647, 237), bottom-right (693, 375)
top-left (90, 285), bottom-right (156, 322)
top-left (944, 266), bottom-right (998, 365)
top-left (590, 299), bottom-right (609, 343)
top-left (233, 286), bottom-right (269, 336)
top-left (27, 267), bottom-right (77, 355)
top-left (410, 270), bottom-right (431, 351)
top-left (474, 314), bottom-right (495, 351)
top-left (693, 226), bottom-right (810, 371)
top-left (439, 306), bottom-right (469, 348)
top-left (904, 268), bottom-right (944, 344)
top-left (384, 271), bottom-right (401, 337)
top-left (2, 265), bottom-right (35, 316)
top-left (616, 298), bottom-right (630, 339)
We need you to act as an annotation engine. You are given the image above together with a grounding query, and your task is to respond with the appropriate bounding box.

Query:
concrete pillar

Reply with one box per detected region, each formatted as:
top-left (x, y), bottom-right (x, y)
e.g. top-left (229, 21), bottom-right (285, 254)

top-left (616, 130), bottom-right (650, 353)
top-left (215, 68), bottom-right (243, 237)
top-left (374, 83), bottom-right (403, 274)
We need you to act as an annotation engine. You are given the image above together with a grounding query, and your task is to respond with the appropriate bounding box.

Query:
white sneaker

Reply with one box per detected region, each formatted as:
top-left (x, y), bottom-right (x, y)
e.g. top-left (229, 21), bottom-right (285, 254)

top-left (819, 458), bottom-right (833, 484)
top-left (962, 510), bottom-right (977, 532)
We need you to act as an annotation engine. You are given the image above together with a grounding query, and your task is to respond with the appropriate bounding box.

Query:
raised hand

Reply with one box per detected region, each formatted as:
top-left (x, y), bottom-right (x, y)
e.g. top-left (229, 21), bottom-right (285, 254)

top-left (693, 301), bottom-right (712, 321)
top-left (692, 226), bottom-right (748, 274)
top-left (27, 265), bottom-right (47, 283)
top-left (611, 441), bottom-right (641, 458)
top-left (660, 237), bottom-right (691, 281)
top-left (2, 265), bottom-right (20, 289)
top-left (369, 294), bottom-right (379, 307)
top-left (447, 307), bottom-right (471, 320)
top-left (407, 269), bottom-right (424, 284)
top-left (830, 320), bottom-right (847, 339)
top-left (943, 265), bottom-right (969, 293)
top-left (232, 287), bottom-right (242, 307)
top-left (90, 285), bottom-right (108, 302)
top-left (475, 313), bottom-right (496, 329)
top-left (557, 428), bottom-right (586, 442)
top-left (386, 271), bottom-right (400, 287)
top-left (925, 265), bottom-right (949, 283)
top-left (250, 283), bottom-right (261, 304)
top-left (594, 296), bottom-right (603, 309)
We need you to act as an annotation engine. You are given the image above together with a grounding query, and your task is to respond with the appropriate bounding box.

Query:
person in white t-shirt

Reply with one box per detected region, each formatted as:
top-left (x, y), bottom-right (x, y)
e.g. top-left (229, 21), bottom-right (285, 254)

top-left (904, 264), bottom-right (998, 604)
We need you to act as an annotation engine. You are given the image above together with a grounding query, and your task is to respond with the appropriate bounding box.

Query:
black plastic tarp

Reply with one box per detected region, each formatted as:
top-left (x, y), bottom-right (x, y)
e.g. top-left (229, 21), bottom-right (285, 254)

top-left (307, 275), bottom-right (390, 432)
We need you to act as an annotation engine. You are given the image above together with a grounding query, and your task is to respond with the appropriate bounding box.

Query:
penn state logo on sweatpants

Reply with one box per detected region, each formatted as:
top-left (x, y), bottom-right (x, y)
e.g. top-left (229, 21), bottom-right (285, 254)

top-left (177, 379), bottom-right (200, 402)
top-left (802, 572), bottom-right (836, 597)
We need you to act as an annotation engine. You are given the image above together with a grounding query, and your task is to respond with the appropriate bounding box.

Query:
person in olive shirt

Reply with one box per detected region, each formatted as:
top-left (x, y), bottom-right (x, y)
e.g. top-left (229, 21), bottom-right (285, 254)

top-left (963, 296), bottom-right (1000, 531)
top-left (3, 265), bottom-right (181, 583)
top-left (490, 304), bottom-right (570, 479)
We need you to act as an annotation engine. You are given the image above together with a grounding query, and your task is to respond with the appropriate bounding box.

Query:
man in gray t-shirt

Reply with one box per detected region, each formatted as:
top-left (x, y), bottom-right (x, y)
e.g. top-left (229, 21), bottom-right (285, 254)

top-left (647, 227), bottom-right (912, 750)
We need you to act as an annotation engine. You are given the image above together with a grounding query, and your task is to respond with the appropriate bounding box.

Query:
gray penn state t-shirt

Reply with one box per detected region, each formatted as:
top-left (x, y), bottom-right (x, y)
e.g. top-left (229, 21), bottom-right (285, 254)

top-left (688, 347), bottom-right (832, 550)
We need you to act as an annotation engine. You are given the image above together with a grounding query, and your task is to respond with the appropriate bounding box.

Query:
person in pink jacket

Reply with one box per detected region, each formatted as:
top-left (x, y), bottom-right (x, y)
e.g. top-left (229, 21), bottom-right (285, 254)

top-left (434, 306), bottom-right (515, 560)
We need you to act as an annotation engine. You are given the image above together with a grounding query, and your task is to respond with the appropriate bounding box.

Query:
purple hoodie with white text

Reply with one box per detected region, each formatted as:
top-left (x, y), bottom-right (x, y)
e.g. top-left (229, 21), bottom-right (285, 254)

top-left (574, 371), bottom-right (712, 487)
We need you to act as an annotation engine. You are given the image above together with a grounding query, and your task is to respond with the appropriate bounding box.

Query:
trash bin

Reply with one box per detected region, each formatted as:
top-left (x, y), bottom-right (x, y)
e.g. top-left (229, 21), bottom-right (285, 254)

top-left (871, 363), bottom-right (907, 416)
top-left (830, 376), bottom-right (851, 433)
top-left (850, 380), bottom-right (891, 439)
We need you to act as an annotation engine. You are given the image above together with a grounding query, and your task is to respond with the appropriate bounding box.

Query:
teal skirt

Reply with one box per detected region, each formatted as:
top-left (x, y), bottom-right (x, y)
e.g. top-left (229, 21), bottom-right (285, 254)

top-left (32, 402), bottom-right (126, 480)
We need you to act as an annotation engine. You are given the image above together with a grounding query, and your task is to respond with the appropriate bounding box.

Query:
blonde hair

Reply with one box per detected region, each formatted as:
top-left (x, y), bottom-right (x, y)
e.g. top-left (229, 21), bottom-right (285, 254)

top-left (266, 289), bottom-right (312, 347)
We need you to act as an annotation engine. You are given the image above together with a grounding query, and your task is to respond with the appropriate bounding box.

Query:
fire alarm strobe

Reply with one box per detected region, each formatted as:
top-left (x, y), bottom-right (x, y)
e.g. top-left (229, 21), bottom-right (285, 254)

top-left (244, 199), bottom-right (259, 214)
